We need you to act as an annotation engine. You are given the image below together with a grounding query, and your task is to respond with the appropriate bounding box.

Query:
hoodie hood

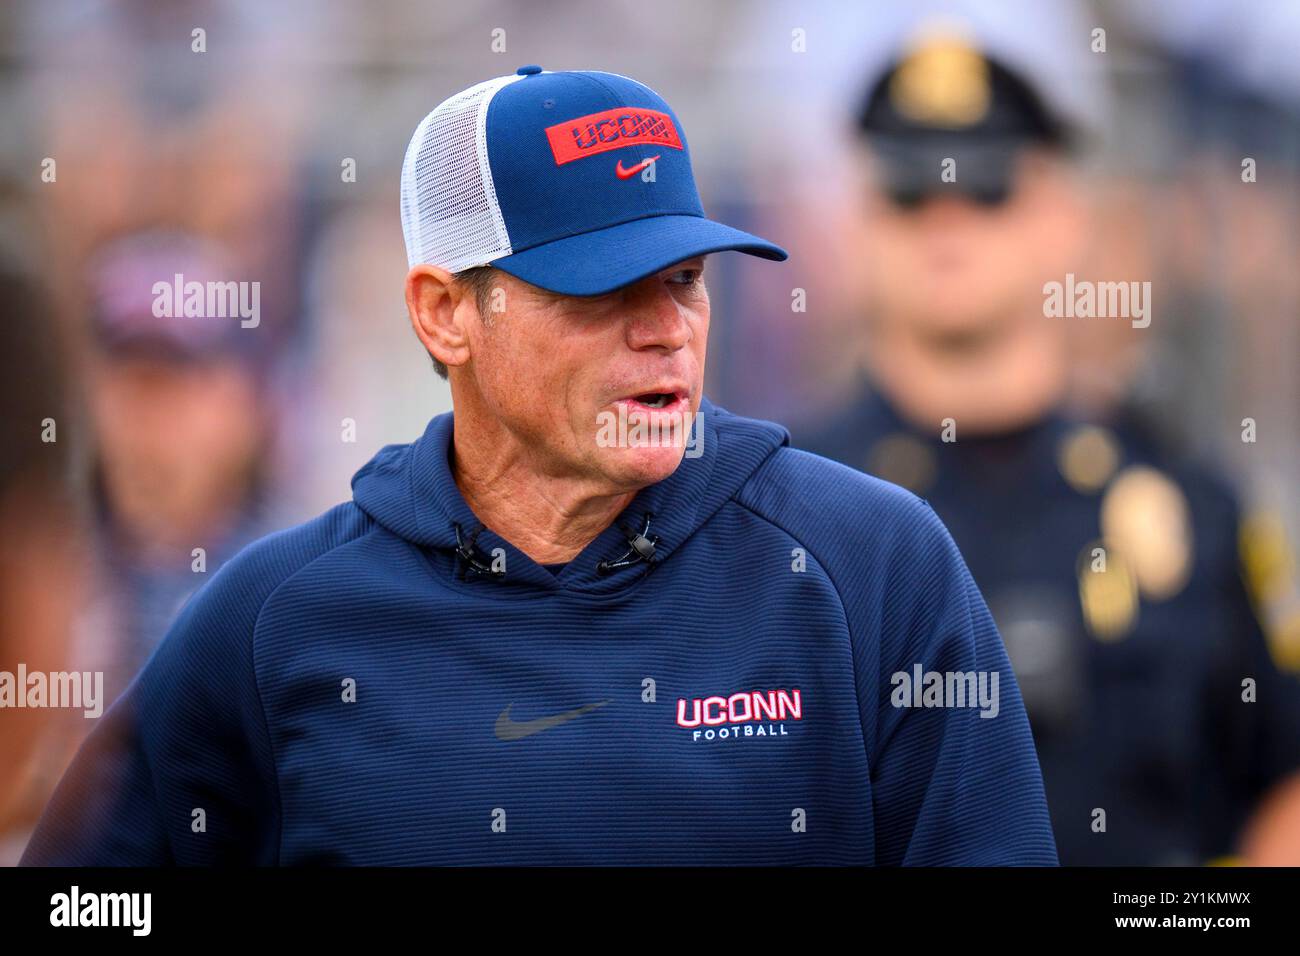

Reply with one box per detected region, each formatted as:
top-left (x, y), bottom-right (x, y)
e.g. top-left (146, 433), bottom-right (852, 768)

top-left (350, 396), bottom-right (788, 595)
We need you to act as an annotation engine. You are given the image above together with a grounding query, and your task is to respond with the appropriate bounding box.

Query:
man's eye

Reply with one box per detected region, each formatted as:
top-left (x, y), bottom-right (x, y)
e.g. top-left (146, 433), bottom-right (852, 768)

top-left (669, 268), bottom-right (702, 285)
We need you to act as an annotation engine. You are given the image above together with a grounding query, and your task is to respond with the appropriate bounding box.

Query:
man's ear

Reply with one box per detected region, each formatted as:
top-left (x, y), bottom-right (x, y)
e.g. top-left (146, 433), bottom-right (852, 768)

top-left (406, 265), bottom-right (473, 371)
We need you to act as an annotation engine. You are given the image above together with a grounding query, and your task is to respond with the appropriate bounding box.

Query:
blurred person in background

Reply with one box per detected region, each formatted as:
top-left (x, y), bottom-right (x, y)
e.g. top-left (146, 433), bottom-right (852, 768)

top-left (83, 230), bottom-right (281, 703)
top-left (1113, 0), bottom-right (1300, 681)
top-left (796, 18), bottom-right (1300, 865)
top-left (0, 258), bottom-right (86, 863)
top-left (4, 0), bottom-right (317, 864)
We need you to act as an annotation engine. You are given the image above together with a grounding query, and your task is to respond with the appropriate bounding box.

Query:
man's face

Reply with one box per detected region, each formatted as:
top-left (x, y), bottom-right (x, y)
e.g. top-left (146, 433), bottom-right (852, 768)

top-left (858, 148), bottom-right (1081, 344)
top-left (457, 256), bottom-right (709, 493)
top-left (94, 354), bottom-right (264, 551)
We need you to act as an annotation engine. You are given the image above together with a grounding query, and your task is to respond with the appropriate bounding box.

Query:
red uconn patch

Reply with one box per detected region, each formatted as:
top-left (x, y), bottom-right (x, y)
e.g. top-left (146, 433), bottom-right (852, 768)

top-left (545, 107), bottom-right (683, 165)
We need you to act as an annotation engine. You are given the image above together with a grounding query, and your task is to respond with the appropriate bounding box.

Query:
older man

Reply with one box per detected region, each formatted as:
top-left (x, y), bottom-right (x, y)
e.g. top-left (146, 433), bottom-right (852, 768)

top-left (22, 67), bottom-right (1055, 865)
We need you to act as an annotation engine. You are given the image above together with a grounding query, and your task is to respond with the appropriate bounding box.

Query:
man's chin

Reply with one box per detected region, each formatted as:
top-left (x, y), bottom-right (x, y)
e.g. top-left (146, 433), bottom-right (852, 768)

top-left (596, 444), bottom-right (688, 490)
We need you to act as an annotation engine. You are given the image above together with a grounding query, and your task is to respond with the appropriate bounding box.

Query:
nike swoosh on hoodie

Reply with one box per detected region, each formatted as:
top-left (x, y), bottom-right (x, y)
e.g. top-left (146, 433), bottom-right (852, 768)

top-left (21, 398), bottom-right (1057, 866)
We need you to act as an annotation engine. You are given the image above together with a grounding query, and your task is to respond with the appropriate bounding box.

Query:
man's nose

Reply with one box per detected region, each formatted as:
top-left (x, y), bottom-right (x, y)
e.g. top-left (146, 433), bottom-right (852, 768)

top-left (623, 279), bottom-right (692, 352)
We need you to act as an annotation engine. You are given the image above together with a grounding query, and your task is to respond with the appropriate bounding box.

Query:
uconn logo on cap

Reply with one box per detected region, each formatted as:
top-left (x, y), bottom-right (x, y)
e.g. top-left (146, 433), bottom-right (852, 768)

top-left (545, 107), bottom-right (684, 165)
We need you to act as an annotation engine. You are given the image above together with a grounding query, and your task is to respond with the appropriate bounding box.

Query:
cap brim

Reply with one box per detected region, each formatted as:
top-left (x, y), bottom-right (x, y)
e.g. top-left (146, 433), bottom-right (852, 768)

top-left (870, 134), bottom-right (1025, 191)
top-left (488, 214), bottom-right (787, 297)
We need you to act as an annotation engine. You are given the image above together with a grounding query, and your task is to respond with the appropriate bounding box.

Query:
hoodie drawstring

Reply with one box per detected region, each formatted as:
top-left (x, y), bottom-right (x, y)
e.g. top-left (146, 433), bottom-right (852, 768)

top-left (454, 512), bottom-right (659, 580)
top-left (596, 512), bottom-right (658, 576)
top-left (453, 523), bottom-right (506, 581)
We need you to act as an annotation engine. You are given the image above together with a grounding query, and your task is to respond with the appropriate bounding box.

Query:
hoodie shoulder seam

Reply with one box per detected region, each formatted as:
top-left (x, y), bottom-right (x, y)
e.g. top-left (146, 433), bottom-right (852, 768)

top-left (725, 493), bottom-right (871, 781)
top-left (724, 495), bottom-right (854, 639)
top-left (731, 448), bottom-right (868, 623)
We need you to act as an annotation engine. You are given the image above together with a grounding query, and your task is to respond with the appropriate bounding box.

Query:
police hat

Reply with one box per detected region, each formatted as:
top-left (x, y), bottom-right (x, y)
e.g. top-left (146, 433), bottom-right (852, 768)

top-left (856, 31), bottom-right (1072, 205)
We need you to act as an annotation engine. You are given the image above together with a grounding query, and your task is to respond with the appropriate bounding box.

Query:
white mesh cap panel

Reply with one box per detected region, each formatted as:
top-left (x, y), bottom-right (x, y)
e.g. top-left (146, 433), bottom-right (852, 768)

top-left (400, 73), bottom-right (526, 271)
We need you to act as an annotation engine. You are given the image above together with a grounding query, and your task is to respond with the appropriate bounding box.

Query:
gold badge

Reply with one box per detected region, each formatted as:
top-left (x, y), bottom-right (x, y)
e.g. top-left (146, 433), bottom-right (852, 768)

top-left (1100, 466), bottom-right (1193, 601)
top-left (1240, 509), bottom-right (1296, 603)
top-left (1078, 539), bottom-right (1139, 641)
top-left (1240, 510), bottom-right (1300, 671)
top-left (1266, 607), bottom-right (1300, 673)
top-left (1057, 425), bottom-right (1120, 495)
top-left (889, 27), bottom-right (992, 128)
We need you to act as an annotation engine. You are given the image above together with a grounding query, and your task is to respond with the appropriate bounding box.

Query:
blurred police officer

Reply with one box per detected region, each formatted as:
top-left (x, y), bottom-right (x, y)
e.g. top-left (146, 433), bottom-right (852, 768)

top-left (799, 19), bottom-right (1300, 865)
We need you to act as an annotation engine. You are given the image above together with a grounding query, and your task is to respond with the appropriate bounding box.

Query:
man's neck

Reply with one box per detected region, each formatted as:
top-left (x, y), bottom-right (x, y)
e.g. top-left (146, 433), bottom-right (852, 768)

top-left (449, 411), bottom-right (635, 565)
top-left (867, 318), bottom-right (1067, 437)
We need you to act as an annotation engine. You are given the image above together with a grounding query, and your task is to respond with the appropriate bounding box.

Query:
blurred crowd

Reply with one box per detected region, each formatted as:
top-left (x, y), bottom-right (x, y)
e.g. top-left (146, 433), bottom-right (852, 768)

top-left (1, 0), bottom-right (1299, 865)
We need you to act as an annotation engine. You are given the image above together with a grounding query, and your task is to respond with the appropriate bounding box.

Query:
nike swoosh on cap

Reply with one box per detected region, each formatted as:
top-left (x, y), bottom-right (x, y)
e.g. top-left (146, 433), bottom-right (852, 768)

top-left (615, 155), bottom-right (660, 179)
top-left (494, 700), bottom-right (610, 741)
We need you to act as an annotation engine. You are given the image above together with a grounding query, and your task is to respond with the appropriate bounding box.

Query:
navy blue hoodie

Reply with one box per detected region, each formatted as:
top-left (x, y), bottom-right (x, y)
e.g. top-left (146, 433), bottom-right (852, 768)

top-left (21, 399), bottom-right (1056, 865)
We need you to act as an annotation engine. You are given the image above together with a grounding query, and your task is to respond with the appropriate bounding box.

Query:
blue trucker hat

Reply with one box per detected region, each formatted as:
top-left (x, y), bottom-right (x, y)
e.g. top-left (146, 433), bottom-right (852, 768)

top-left (399, 65), bottom-right (787, 296)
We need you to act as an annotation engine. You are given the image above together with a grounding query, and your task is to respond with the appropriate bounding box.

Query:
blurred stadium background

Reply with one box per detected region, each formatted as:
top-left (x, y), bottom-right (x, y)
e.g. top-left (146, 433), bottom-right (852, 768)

top-left (1, 0), bottom-right (1298, 864)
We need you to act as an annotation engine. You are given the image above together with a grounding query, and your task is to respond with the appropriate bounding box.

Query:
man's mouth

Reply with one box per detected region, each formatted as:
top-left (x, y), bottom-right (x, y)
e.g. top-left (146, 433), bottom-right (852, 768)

top-left (616, 388), bottom-right (688, 412)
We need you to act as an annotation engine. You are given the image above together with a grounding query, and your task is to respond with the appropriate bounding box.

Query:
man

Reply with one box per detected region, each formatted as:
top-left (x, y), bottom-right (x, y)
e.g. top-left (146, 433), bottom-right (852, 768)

top-left (22, 67), bottom-right (1055, 865)
top-left (84, 230), bottom-right (280, 706)
top-left (798, 28), bottom-right (1300, 865)
top-left (3, 231), bottom-right (282, 865)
